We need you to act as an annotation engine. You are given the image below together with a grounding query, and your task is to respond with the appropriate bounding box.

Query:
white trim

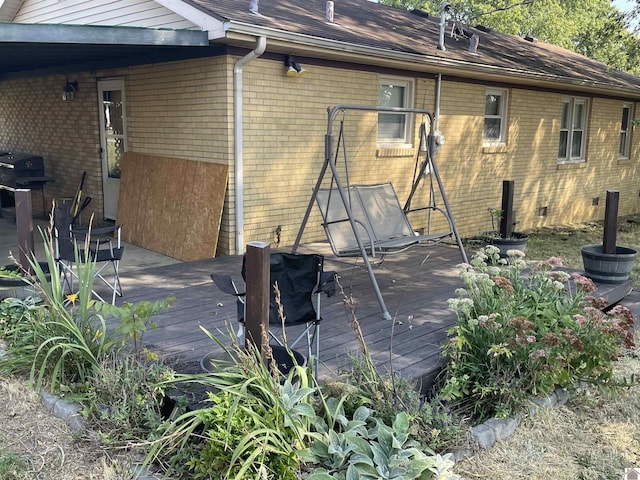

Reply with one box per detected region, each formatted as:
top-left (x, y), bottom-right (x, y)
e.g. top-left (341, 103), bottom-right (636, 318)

top-left (619, 102), bottom-right (632, 159)
top-left (0, 0), bottom-right (25, 22)
top-left (377, 75), bottom-right (415, 147)
top-left (154, 0), bottom-right (227, 38)
top-left (483, 87), bottom-right (508, 146)
top-left (558, 96), bottom-right (589, 163)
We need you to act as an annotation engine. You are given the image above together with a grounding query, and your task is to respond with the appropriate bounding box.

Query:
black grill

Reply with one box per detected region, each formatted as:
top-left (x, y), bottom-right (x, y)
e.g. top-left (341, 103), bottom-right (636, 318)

top-left (0, 152), bottom-right (50, 190)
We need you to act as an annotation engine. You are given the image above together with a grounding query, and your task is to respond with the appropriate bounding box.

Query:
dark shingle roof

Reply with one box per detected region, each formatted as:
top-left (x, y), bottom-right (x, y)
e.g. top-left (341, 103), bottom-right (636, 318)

top-left (185, 0), bottom-right (640, 95)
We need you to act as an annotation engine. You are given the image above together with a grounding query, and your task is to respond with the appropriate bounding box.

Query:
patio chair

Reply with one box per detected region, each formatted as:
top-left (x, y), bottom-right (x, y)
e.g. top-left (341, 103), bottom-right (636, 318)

top-left (53, 204), bottom-right (125, 304)
top-left (211, 252), bottom-right (336, 379)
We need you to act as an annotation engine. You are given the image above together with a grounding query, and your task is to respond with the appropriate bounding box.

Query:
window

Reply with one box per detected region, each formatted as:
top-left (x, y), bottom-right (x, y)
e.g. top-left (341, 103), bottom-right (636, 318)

top-left (558, 97), bottom-right (588, 162)
top-left (619, 103), bottom-right (632, 159)
top-left (378, 77), bottom-right (414, 145)
top-left (484, 89), bottom-right (508, 145)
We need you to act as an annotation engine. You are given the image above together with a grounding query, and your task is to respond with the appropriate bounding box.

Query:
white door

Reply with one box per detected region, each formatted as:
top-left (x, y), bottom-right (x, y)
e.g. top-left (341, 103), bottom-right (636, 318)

top-left (97, 78), bottom-right (127, 220)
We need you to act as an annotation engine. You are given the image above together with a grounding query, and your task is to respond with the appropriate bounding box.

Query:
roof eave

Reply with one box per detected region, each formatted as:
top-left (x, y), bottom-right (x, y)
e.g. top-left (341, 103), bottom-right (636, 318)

top-left (221, 21), bottom-right (640, 99)
top-left (0, 22), bottom-right (209, 46)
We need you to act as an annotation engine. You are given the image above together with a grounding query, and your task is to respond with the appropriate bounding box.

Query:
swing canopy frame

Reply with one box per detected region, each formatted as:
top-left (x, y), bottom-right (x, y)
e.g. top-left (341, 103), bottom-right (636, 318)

top-left (292, 104), bottom-right (467, 321)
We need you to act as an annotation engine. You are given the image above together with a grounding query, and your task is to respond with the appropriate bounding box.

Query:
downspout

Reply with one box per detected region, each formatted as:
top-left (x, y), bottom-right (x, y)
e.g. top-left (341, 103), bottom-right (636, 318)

top-left (233, 36), bottom-right (266, 254)
top-left (434, 73), bottom-right (442, 132)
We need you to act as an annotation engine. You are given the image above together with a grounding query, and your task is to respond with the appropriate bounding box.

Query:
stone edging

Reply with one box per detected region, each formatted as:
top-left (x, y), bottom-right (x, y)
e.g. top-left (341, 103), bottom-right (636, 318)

top-left (0, 340), bottom-right (162, 480)
top-left (453, 386), bottom-right (569, 461)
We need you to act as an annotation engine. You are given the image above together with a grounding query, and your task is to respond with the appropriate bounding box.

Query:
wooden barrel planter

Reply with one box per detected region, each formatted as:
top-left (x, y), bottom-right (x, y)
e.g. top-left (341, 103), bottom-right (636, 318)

top-left (580, 244), bottom-right (638, 284)
top-left (489, 232), bottom-right (529, 257)
top-left (580, 191), bottom-right (638, 285)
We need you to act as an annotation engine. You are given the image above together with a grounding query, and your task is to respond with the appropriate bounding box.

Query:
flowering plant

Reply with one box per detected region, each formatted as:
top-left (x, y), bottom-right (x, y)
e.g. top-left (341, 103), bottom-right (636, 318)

top-left (440, 246), bottom-right (635, 421)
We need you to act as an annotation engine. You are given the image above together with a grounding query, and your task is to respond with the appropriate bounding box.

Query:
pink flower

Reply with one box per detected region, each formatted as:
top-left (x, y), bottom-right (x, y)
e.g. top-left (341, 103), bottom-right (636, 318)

top-left (571, 273), bottom-right (597, 293)
top-left (574, 314), bottom-right (587, 325)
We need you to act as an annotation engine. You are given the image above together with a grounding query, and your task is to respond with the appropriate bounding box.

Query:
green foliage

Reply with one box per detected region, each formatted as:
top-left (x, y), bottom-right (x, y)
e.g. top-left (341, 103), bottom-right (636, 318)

top-left (324, 354), bottom-right (464, 452)
top-left (146, 329), bottom-right (317, 480)
top-left (81, 353), bottom-right (175, 445)
top-left (0, 448), bottom-right (30, 480)
top-left (97, 297), bottom-right (176, 360)
top-left (441, 246), bottom-right (636, 421)
top-left (302, 406), bottom-right (458, 480)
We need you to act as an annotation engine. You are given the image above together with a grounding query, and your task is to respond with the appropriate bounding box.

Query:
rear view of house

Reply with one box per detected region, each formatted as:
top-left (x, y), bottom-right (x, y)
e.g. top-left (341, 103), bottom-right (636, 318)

top-left (0, 0), bottom-right (638, 258)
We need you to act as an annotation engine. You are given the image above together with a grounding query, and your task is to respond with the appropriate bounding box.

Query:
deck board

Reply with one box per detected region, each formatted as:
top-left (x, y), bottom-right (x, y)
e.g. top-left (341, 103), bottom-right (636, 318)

top-left (93, 241), bottom-right (633, 389)
top-left (112, 243), bottom-right (464, 386)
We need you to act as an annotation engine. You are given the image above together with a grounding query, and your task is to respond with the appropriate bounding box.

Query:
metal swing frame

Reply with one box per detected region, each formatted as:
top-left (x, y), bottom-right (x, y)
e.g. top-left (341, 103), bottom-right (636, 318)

top-left (292, 104), bottom-right (467, 321)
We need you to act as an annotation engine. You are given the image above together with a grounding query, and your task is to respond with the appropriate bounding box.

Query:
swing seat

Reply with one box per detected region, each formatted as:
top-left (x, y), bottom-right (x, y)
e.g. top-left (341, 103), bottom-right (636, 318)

top-left (316, 182), bottom-right (453, 258)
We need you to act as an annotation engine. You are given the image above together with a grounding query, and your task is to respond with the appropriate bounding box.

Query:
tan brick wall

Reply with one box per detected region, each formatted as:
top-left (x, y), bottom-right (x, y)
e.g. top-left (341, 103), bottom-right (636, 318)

top-left (1, 56), bottom-right (638, 257)
top-left (239, 60), bottom-right (438, 250)
top-left (0, 73), bottom-right (102, 220)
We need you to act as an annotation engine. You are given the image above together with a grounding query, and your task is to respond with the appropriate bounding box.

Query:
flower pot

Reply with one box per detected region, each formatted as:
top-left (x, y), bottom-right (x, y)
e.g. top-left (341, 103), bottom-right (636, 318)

top-left (580, 244), bottom-right (638, 284)
top-left (488, 232), bottom-right (529, 257)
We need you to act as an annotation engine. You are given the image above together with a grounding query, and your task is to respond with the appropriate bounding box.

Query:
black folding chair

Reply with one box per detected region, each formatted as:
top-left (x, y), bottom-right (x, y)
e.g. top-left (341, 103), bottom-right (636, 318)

top-left (53, 204), bottom-right (125, 304)
top-left (211, 252), bottom-right (335, 380)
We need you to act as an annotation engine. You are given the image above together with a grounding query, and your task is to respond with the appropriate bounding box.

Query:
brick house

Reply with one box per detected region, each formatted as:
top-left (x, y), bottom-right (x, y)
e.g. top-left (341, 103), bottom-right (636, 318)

top-left (0, 0), bottom-right (639, 258)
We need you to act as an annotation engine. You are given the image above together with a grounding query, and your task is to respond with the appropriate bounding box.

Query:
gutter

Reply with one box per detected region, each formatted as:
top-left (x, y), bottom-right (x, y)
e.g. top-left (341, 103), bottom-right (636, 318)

top-left (233, 35), bottom-right (266, 255)
top-left (225, 22), bottom-right (640, 98)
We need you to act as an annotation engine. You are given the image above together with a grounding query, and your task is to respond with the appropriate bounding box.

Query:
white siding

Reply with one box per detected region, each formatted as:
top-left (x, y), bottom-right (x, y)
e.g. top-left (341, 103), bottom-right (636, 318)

top-left (13, 0), bottom-right (198, 29)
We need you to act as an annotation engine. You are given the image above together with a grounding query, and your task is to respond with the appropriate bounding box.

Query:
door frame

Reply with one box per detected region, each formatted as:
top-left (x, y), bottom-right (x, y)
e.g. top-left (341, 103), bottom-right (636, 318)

top-left (97, 77), bottom-right (128, 220)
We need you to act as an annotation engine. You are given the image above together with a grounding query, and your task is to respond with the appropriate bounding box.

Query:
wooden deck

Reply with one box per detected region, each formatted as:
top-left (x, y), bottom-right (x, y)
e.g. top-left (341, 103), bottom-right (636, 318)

top-left (104, 237), bottom-right (640, 389)
top-left (118, 242), bottom-right (467, 388)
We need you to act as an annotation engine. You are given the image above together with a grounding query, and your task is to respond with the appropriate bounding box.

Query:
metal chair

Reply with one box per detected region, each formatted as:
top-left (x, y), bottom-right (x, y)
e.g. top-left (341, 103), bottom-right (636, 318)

top-left (53, 204), bottom-right (125, 304)
top-left (211, 252), bottom-right (335, 380)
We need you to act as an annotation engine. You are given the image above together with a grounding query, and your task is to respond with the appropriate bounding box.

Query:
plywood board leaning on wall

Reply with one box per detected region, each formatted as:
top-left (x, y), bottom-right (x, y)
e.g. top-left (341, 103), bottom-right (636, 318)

top-left (117, 153), bottom-right (228, 261)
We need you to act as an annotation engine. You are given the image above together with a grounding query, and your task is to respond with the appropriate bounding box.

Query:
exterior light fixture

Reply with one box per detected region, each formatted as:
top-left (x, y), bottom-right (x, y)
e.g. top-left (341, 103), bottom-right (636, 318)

top-left (62, 80), bottom-right (78, 101)
top-left (284, 55), bottom-right (306, 77)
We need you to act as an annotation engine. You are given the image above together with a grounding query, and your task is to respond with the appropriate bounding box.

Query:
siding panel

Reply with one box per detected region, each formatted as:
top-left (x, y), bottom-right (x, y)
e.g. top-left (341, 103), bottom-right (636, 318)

top-left (14, 0), bottom-right (197, 29)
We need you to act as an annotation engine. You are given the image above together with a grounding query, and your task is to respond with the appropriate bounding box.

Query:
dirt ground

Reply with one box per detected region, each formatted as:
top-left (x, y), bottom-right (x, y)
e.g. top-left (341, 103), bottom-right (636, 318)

top-left (0, 377), bottom-right (141, 480)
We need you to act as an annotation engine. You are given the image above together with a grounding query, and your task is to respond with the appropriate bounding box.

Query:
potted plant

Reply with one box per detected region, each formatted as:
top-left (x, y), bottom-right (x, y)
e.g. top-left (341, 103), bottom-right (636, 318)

top-left (479, 181), bottom-right (528, 257)
top-left (485, 207), bottom-right (529, 256)
top-left (581, 190), bottom-right (637, 284)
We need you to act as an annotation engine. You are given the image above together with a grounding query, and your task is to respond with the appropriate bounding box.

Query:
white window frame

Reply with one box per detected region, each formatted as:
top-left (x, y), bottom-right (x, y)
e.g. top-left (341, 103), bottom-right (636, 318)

top-left (377, 76), bottom-right (414, 147)
top-left (558, 96), bottom-right (589, 163)
top-left (619, 102), bottom-right (632, 159)
top-left (483, 88), bottom-right (508, 146)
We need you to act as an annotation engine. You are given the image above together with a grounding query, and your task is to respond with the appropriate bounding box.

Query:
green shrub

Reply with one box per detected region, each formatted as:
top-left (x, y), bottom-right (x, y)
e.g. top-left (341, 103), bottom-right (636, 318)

top-left (82, 353), bottom-right (175, 445)
top-left (147, 330), bottom-right (317, 480)
top-left (324, 354), bottom-right (464, 452)
top-left (301, 404), bottom-right (459, 480)
top-left (441, 246), bottom-right (635, 421)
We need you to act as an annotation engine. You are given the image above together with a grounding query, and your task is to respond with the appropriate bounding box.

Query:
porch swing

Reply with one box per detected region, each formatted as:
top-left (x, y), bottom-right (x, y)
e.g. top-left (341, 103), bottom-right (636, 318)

top-left (292, 104), bottom-right (468, 321)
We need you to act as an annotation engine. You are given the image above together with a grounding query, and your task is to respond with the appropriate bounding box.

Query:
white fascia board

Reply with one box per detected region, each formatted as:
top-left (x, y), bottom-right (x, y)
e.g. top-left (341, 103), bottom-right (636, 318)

top-left (154, 0), bottom-right (227, 39)
top-left (227, 20), bottom-right (640, 99)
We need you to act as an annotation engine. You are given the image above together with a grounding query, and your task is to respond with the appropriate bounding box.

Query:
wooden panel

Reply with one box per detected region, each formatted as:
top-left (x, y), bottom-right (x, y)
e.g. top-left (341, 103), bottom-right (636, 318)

top-left (117, 152), bottom-right (228, 261)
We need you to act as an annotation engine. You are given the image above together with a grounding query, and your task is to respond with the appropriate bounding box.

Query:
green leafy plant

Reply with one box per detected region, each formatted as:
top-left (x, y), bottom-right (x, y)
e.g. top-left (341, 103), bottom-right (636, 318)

top-left (146, 328), bottom-right (317, 480)
top-left (0, 448), bottom-right (30, 480)
top-left (302, 406), bottom-right (457, 480)
top-left (324, 355), bottom-right (463, 452)
top-left (441, 246), bottom-right (636, 421)
top-left (82, 353), bottom-right (176, 445)
top-left (98, 297), bottom-right (175, 360)
top-left (0, 226), bottom-right (119, 392)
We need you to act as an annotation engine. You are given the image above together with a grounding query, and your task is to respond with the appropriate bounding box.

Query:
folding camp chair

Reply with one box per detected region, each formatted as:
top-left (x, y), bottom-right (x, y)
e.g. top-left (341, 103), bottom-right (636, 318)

top-left (211, 252), bottom-right (335, 380)
top-left (53, 204), bottom-right (125, 304)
